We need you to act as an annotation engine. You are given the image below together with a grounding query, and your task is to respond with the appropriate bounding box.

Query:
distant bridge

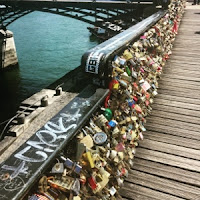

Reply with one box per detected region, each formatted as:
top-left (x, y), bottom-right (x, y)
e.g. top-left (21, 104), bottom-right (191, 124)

top-left (0, 0), bottom-right (164, 31)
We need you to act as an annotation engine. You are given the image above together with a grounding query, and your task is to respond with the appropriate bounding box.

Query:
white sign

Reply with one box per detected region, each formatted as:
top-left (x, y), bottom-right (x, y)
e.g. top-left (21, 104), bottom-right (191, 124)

top-left (86, 52), bottom-right (104, 74)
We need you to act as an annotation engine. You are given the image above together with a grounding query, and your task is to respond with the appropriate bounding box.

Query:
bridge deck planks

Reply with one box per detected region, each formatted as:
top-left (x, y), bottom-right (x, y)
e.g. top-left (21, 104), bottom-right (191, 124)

top-left (120, 4), bottom-right (200, 200)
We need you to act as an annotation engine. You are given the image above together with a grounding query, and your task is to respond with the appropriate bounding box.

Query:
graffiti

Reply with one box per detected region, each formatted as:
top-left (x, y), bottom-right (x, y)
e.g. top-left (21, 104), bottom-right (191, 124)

top-left (14, 111), bottom-right (81, 164)
top-left (0, 194), bottom-right (8, 199)
top-left (71, 100), bottom-right (91, 109)
top-left (14, 146), bottom-right (48, 163)
top-left (0, 86), bottom-right (107, 199)
top-left (0, 94), bottom-right (93, 197)
top-left (60, 109), bottom-right (82, 123)
top-left (0, 161), bottom-right (28, 192)
top-left (0, 108), bottom-right (82, 194)
top-left (3, 176), bottom-right (25, 192)
top-left (1, 161), bottom-right (28, 180)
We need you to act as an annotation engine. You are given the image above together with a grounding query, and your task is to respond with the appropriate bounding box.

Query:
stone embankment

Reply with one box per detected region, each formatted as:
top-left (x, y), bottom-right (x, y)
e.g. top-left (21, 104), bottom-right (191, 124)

top-left (0, 29), bottom-right (18, 69)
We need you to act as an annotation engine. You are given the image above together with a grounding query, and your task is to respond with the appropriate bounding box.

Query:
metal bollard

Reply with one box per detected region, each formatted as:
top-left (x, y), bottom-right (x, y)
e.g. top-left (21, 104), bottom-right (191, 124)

top-left (56, 87), bottom-right (62, 96)
top-left (17, 114), bottom-right (26, 124)
top-left (41, 96), bottom-right (48, 107)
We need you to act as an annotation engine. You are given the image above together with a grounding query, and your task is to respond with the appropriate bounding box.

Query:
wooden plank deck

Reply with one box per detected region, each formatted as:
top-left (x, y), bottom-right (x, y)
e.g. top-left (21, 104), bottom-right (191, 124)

top-left (120, 3), bottom-right (200, 200)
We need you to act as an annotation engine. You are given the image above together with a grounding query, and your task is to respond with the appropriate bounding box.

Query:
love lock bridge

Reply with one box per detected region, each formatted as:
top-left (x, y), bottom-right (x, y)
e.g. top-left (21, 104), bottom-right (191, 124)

top-left (1, 0), bottom-right (200, 200)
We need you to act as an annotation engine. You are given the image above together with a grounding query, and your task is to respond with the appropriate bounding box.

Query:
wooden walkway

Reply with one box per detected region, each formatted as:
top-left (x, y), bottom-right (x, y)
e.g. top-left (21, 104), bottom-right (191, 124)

top-left (120, 4), bottom-right (200, 200)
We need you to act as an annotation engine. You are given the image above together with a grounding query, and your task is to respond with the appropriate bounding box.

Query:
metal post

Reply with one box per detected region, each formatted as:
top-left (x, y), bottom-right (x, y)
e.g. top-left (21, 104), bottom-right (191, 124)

top-left (2, 35), bottom-right (6, 69)
top-left (0, 40), bottom-right (3, 69)
top-left (0, 32), bottom-right (6, 69)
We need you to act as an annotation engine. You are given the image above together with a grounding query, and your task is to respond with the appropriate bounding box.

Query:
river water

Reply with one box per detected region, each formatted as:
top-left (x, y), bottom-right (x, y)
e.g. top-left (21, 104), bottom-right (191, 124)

top-left (0, 11), bottom-right (99, 128)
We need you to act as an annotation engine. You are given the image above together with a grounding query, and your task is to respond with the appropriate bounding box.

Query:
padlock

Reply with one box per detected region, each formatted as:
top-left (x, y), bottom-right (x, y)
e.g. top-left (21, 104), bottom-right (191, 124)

top-left (113, 65), bottom-right (124, 74)
top-left (73, 196), bottom-right (81, 200)
top-left (74, 164), bottom-right (82, 175)
top-left (134, 104), bottom-right (142, 114)
top-left (113, 156), bottom-right (120, 163)
top-left (88, 176), bottom-right (98, 190)
top-left (152, 90), bottom-right (158, 96)
top-left (141, 81), bottom-right (151, 92)
top-left (46, 188), bottom-right (61, 200)
top-left (121, 72), bottom-right (132, 82)
top-left (127, 159), bottom-right (134, 167)
top-left (61, 157), bottom-right (74, 169)
top-left (38, 176), bottom-right (50, 194)
top-left (93, 132), bottom-right (107, 146)
top-left (76, 143), bottom-right (86, 161)
top-left (110, 150), bottom-right (117, 159)
top-left (112, 126), bottom-right (120, 138)
top-left (51, 162), bottom-right (64, 174)
top-left (79, 173), bottom-right (86, 185)
top-left (83, 151), bottom-right (95, 169)
top-left (60, 156), bottom-right (82, 175)
top-left (139, 132), bottom-right (144, 140)
top-left (99, 167), bottom-right (110, 178)
top-left (116, 177), bottom-right (124, 187)
top-left (108, 120), bottom-right (117, 128)
top-left (90, 120), bottom-right (103, 133)
top-left (111, 138), bottom-right (118, 147)
top-left (85, 126), bottom-right (95, 135)
top-left (117, 152), bottom-right (124, 160)
top-left (123, 49), bottom-right (133, 60)
top-left (28, 194), bottom-right (50, 200)
top-left (47, 176), bottom-right (79, 194)
top-left (80, 134), bottom-right (94, 149)
top-left (127, 149), bottom-right (134, 159)
top-left (95, 174), bottom-right (110, 193)
top-left (96, 114), bottom-right (109, 126)
top-left (120, 126), bottom-right (127, 135)
top-left (119, 57), bottom-right (126, 66)
top-left (109, 186), bottom-right (117, 196)
top-left (115, 142), bottom-right (125, 152)
top-left (118, 79), bottom-right (128, 88)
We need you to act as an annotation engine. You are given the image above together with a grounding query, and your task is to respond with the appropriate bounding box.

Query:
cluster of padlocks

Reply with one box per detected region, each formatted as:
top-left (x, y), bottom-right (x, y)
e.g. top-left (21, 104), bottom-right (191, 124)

top-left (28, 1), bottom-right (185, 199)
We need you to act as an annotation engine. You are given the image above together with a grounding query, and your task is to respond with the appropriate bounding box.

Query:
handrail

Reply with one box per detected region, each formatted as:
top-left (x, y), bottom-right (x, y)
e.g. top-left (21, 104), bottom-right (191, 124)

top-left (82, 10), bottom-right (167, 86)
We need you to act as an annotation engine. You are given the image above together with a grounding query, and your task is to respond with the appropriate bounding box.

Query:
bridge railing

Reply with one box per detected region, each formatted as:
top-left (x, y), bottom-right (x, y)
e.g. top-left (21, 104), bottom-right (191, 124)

top-left (0, 5), bottom-right (179, 199)
top-left (82, 10), bottom-right (166, 87)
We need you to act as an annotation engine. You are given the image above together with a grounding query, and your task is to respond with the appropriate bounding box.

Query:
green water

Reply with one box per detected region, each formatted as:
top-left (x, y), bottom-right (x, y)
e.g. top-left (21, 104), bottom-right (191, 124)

top-left (0, 11), bottom-right (98, 126)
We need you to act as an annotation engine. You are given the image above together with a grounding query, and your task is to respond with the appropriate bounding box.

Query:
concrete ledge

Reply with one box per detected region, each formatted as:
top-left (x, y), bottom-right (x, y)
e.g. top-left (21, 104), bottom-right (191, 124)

top-left (0, 90), bottom-right (77, 162)
top-left (0, 63), bottom-right (91, 157)
top-left (0, 29), bottom-right (18, 69)
top-left (7, 89), bottom-right (66, 137)
top-left (0, 136), bottom-right (16, 155)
